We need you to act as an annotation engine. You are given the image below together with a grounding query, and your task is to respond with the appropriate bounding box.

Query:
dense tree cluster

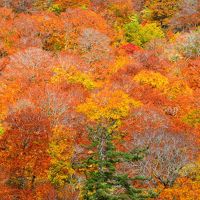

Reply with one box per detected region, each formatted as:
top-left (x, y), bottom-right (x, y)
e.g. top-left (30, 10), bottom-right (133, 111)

top-left (0, 0), bottom-right (200, 199)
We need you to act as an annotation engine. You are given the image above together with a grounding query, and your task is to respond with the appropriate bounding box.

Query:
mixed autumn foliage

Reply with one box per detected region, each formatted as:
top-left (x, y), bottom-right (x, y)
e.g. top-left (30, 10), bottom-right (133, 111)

top-left (0, 0), bottom-right (200, 199)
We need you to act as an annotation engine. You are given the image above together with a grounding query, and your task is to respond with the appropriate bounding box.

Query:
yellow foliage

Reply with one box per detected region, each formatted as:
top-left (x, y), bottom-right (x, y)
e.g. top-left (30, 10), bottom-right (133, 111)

top-left (48, 126), bottom-right (75, 187)
top-left (0, 123), bottom-right (4, 136)
top-left (109, 56), bottom-right (129, 74)
top-left (164, 80), bottom-right (193, 99)
top-left (182, 109), bottom-right (200, 127)
top-left (77, 89), bottom-right (142, 121)
top-left (51, 67), bottom-right (99, 89)
top-left (180, 159), bottom-right (200, 181)
top-left (133, 70), bottom-right (193, 99)
top-left (133, 70), bottom-right (169, 90)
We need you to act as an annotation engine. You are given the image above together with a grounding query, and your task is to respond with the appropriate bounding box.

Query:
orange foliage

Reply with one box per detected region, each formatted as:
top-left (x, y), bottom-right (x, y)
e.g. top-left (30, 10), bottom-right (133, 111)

top-left (158, 177), bottom-right (200, 200)
top-left (0, 3), bottom-right (199, 199)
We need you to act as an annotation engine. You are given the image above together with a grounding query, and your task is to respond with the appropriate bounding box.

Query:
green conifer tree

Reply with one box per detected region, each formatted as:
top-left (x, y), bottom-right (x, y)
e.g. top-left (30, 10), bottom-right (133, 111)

top-left (79, 124), bottom-right (157, 200)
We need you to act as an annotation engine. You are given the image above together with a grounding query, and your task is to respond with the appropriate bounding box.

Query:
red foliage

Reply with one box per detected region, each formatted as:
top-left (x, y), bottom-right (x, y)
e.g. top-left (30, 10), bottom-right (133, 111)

top-left (0, 108), bottom-right (51, 196)
top-left (121, 43), bottom-right (141, 54)
top-left (0, 3), bottom-right (199, 199)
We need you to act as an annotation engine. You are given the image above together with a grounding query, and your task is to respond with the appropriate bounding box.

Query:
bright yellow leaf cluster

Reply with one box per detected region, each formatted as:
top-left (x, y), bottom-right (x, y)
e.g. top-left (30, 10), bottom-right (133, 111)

top-left (77, 89), bottom-right (142, 121)
top-left (48, 126), bottom-right (75, 187)
top-left (180, 159), bottom-right (200, 181)
top-left (182, 109), bottom-right (200, 127)
top-left (109, 56), bottom-right (129, 74)
top-left (0, 123), bottom-right (4, 136)
top-left (165, 80), bottom-right (193, 99)
top-left (133, 70), bottom-right (169, 90)
top-left (133, 70), bottom-right (193, 98)
top-left (51, 67), bottom-right (99, 90)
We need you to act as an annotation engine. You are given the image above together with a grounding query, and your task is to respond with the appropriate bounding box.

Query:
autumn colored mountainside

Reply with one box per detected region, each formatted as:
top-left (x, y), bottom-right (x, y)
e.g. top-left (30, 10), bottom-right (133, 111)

top-left (0, 0), bottom-right (200, 199)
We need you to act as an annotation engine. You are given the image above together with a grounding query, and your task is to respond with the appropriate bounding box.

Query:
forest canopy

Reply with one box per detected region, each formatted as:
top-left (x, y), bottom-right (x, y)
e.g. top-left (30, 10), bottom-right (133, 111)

top-left (0, 0), bottom-right (200, 199)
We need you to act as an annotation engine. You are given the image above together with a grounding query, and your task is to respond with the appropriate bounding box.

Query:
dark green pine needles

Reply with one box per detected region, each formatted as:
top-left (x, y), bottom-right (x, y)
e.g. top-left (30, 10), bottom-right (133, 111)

top-left (79, 124), bottom-right (157, 200)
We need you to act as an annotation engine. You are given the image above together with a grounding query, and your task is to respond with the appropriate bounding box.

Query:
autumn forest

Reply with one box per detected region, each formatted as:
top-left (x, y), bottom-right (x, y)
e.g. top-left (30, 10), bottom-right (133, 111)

top-left (0, 0), bottom-right (200, 199)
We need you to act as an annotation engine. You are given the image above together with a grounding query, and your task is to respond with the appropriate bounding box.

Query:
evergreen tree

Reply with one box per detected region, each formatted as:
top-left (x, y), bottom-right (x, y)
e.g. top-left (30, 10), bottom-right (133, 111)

top-left (79, 123), bottom-right (156, 200)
